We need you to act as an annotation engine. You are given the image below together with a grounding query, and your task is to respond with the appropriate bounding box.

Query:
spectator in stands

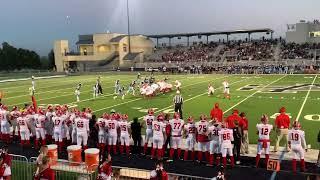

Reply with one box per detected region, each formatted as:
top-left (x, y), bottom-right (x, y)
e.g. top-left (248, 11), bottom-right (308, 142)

top-left (232, 120), bottom-right (242, 165)
top-left (150, 161), bottom-right (168, 180)
top-left (274, 107), bottom-right (290, 152)
top-left (239, 112), bottom-right (249, 154)
top-left (34, 156), bottom-right (55, 180)
top-left (97, 154), bottom-right (112, 180)
top-left (131, 117), bottom-right (142, 154)
top-left (214, 165), bottom-right (226, 180)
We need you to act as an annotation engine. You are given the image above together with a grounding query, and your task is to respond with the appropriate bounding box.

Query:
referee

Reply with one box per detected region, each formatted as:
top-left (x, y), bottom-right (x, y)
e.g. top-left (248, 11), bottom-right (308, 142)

top-left (173, 91), bottom-right (183, 119)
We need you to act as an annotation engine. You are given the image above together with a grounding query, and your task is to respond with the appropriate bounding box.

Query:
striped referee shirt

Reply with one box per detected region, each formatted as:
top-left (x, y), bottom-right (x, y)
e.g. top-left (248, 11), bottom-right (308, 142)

top-left (173, 95), bottom-right (183, 104)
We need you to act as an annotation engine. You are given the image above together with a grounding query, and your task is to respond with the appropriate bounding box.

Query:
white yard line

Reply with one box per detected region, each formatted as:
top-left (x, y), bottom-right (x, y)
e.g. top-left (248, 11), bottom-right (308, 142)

top-left (295, 75), bottom-right (317, 121)
top-left (223, 75), bottom-right (287, 114)
top-left (138, 76), bottom-right (250, 119)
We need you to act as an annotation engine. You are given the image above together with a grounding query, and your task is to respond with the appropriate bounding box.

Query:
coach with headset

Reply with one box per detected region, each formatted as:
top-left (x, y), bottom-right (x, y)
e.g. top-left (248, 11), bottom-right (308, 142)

top-left (173, 91), bottom-right (183, 119)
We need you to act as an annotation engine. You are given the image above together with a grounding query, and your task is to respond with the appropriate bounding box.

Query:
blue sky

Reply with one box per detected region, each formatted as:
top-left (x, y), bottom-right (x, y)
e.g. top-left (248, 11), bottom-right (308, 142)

top-left (0, 0), bottom-right (319, 55)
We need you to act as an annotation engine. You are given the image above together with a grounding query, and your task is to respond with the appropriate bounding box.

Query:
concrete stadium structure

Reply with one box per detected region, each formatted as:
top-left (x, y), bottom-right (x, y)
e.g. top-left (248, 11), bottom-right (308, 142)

top-left (286, 19), bottom-right (320, 43)
top-left (54, 33), bottom-right (154, 72)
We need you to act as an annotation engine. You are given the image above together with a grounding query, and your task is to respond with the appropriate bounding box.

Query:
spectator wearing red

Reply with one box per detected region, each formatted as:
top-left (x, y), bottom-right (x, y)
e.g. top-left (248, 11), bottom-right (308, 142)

top-left (34, 156), bottom-right (55, 180)
top-left (239, 112), bottom-right (249, 154)
top-left (150, 161), bottom-right (168, 180)
top-left (225, 109), bottom-right (242, 129)
top-left (210, 103), bottom-right (223, 122)
top-left (274, 107), bottom-right (290, 152)
top-left (97, 154), bottom-right (113, 180)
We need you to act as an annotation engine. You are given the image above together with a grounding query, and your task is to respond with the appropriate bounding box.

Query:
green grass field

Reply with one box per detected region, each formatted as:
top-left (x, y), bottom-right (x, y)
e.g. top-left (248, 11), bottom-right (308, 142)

top-left (0, 73), bottom-right (319, 149)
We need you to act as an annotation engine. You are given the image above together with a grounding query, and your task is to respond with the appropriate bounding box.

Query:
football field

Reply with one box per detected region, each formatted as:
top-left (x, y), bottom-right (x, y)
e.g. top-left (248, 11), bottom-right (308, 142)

top-left (0, 73), bottom-right (319, 149)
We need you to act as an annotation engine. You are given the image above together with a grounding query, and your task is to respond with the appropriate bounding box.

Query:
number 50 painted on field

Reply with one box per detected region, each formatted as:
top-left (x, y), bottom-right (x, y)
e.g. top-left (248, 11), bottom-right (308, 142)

top-left (267, 159), bottom-right (280, 172)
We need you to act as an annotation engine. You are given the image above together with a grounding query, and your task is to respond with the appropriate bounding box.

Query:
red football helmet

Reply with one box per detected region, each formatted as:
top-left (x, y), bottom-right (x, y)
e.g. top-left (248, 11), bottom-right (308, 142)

top-left (1, 105), bottom-right (8, 110)
top-left (81, 112), bottom-right (87, 118)
top-left (187, 116), bottom-right (194, 123)
top-left (55, 105), bottom-right (61, 111)
top-left (292, 121), bottom-right (301, 129)
top-left (12, 106), bottom-right (18, 111)
top-left (157, 114), bottom-right (164, 121)
top-left (47, 105), bottom-right (53, 111)
top-left (200, 114), bottom-right (207, 121)
top-left (38, 108), bottom-right (44, 115)
top-left (233, 109), bottom-right (239, 114)
top-left (173, 112), bottom-right (180, 119)
top-left (86, 108), bottom-right (92, 113)
top-left (261, 114), bottom-right (269, 124)
top-left (75, 110), bottom-right (81, 117)
top-left (103, 113), bottom-right (110, 119)
top-left (221, 122), bottom-right (228, 128)
top-left (122, 114), bottom-right (128, 120)
top-left (148, 108), bottom-right (154, 115)
top-left (21, 111), bottom-right (28, 116)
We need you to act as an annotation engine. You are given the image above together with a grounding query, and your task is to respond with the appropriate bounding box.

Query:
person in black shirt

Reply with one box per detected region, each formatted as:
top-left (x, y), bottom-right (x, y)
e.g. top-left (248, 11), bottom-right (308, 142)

top-left (89, 115), bottom-right (98, 149)
top-left (131, 117), bottom-right (142, 154)
top-left (232, 120), bottom-right (242, 165)
top-left (317, 130), bottom-right (320, 167)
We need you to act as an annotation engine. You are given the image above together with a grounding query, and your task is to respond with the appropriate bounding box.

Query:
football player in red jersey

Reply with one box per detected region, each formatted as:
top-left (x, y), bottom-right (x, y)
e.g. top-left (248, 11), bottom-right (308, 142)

top-left (288, 121), bottom-right (307, 173)
top-left (210, 103), bottom-right (223, 122)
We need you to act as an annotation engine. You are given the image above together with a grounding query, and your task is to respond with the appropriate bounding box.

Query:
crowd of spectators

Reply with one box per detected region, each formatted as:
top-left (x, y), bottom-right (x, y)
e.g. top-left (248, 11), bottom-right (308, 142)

top-left (280, 42), bottom-right (318, 59)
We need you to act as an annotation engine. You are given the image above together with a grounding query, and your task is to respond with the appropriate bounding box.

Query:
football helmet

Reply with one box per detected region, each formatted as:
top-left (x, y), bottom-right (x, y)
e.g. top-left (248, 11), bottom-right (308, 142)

top-left (173, 112), bottom-right (180, 119)
top-left (187, 116), bottom-right (194, 123)
top-left (292, 121), bottom-right (301, 129)
top-left (261, 114), bottom-right (269, 124)
top-left (148, 108), bottom-right (154, 115)
top-left (122, 114), bottom-right (128, 120)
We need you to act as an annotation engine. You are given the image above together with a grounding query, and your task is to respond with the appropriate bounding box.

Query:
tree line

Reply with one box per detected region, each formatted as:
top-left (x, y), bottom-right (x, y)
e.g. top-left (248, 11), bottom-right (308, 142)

top-left (0, 42), bottom-right (55, 71)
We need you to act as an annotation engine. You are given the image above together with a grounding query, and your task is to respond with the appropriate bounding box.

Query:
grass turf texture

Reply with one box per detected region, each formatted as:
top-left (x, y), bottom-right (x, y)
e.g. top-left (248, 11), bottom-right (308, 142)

top-left (0, 73), bottom-right (319, 150)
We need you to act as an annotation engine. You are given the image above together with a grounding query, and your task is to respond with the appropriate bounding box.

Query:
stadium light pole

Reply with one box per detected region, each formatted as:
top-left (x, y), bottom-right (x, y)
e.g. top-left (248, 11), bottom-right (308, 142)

top-left (126, 0), bottom-right (131, 54)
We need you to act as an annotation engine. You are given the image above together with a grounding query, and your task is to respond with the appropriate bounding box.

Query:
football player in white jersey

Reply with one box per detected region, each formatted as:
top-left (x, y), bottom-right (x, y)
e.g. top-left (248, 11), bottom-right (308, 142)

top-left (75, 83), bottom-right (81, 102)
top-left (0, 105), bottom-right (10, 143)
top-left (169, 112), bottom-right (184, 160)
top-left (119, 114), bottom-right (131, 156)
top-left (52, 110), bottom-right (65, 151)
top-left (222, 80), bottom-right (230, 99)
top-left (18, 111), bottom-right (31, 146)
top-left (10, 106), bottom-right (21, 141)
top-left (208, 120), bottom-right (221, 166)
top-left (255, 114), bottom-right (273, 168)
top-left (96, 113), bottom-right (108, 155)
top-left (208, 83), bottom-right (215, 96)
top-left (75, 112), bottom-right (90, 150)
top-left (106, 114), bottom-right (119, 154)
top-left (69, 108), bottom-right (78, 145)
top-left (195, 115), bottom-right (210, 162)
top-left (183, 116), bottom-right (196, 161)
top-left (219, 122), bottom-right (234, 167)
top-left (175, 80), bottom-right (181, 91)
top-left (143, 109), bottom-right (154, 155)
top-left (151, 115), bottom-right (166, 160)
top-left (288, 121), bottom-right (307, 173)
top-left (34, 108), bottom-right (47, 149)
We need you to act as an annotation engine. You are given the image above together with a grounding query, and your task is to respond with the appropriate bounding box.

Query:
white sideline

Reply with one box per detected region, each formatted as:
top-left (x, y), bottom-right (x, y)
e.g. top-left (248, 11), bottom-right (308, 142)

top-left (295, 75), bottom-right (317, 121)
top-left (0, 75), bottom-right (66, 83)
top-left (223, 75), bottom-right (287, 113)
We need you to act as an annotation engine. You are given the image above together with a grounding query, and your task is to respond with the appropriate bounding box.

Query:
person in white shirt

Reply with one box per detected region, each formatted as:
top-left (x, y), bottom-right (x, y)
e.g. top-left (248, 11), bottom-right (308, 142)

top-left (183, 116), bottom-right (196, 161)
top-left (175, 80), bottom-right (181, 91)
top-left (208, 120), bottom-right (221, 166)
top-left (255, 114), bottom-right (273, 168)
top-left (119, 114), bottom-right (131, 156)
top-left (208, 83), bottom-right (215, 96)
top-left (288, 121), bottom-right (307, 173)
top-left (143, 109), bottom-right (154, 155)
top-left (222, 80), bottom-right (230, 99)
top-left (169, 113), bottom-right (184, 160)
top-left (151, 115), bottom-right (166, 160)
top-left (17, 111), bottom-right (31, 146)
top-left (75, 112), bottom-right (90, 150)
top-left (74, 83), bottom-right (81, 102)
top-left (34, 108), bottom-right (47, 149)
top-left (96, 113), bottom-right (108, 155)
top-left (106, 114), bottom-right (119, 154)
top-left (219, 122), bottom-right (234, 167)
top-left (0, 105), bottom-right (10, 143)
